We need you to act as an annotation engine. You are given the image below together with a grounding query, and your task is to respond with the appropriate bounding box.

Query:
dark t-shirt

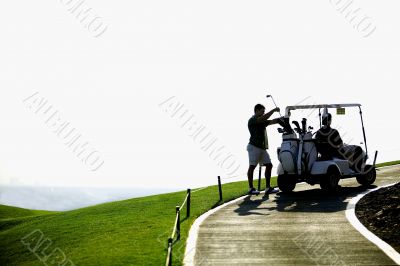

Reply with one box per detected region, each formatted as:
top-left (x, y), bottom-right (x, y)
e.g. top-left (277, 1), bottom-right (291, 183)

top-left (315, 126), bottom-right (343, 158)
top-left (248, 115), bottom-right (269, 150)
top-left (315, 126), bottom-right (343, 148)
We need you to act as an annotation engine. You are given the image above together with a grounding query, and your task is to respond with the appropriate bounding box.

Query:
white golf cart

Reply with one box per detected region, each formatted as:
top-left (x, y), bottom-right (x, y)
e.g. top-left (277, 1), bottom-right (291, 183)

top-left (276, 104), bottom-right (378, 192)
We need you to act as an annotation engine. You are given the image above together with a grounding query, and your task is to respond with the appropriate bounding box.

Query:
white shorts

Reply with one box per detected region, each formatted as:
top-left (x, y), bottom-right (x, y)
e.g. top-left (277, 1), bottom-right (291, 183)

top-left (247, 143), bottom-right (272, 166)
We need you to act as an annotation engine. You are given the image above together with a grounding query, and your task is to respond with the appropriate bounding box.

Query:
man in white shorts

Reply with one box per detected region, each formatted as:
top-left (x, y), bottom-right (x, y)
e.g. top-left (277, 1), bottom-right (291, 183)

top-left (247, 104), bottom-right (282, 195)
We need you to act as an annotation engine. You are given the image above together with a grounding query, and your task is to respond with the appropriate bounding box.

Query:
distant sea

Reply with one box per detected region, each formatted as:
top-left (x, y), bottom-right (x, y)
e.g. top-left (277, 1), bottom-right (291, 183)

top-left (0, 186), bottom-right (180, 211)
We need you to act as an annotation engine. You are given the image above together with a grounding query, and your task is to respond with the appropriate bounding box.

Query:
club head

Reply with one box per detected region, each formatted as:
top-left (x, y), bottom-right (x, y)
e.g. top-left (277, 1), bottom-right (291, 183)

top-left (266, 95), bottom-right (271, 98)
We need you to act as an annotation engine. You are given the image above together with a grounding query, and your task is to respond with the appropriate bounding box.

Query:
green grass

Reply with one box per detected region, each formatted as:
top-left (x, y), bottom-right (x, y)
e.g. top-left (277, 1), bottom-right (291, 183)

top-left (0, 205), bottom-right (54, 220)
top-left (0, 177), bottom-right (276, 266)
top-left (0, 205), bottom-right (55, 232)
top-left (376, 160), bottom-right (400, 168)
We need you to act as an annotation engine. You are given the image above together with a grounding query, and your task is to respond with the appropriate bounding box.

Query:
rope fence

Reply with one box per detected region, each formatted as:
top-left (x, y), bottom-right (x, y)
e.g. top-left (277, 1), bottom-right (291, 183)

top-left (165, 189), bottom-right (190, 266)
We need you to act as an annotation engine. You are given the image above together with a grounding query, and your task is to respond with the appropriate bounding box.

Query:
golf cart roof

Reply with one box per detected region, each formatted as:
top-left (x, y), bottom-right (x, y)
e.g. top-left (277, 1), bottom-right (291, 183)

top-left (285, 103), bottom-right (361, 116)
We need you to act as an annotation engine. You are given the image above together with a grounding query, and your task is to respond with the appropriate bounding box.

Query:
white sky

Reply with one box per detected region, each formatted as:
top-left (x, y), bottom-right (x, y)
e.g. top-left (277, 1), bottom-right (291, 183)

top-left (0, 0), bottom-right (399, 191)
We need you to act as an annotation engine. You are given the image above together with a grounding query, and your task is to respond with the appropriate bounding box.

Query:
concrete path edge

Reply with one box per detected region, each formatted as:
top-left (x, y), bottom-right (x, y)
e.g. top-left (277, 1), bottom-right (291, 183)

top-left (345, 182), bottom-right (400, 265)
top-left (183, 193), bottom-right (251, 266)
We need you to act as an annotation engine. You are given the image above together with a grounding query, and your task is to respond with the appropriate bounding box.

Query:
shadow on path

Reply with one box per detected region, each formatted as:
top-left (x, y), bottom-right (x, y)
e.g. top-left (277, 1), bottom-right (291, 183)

top-left (275, 185), bottom-right (376, 213)
top-left (233, 195), bottom-right (274, 216)
top-left (233, 185), bottom-right (376, 215)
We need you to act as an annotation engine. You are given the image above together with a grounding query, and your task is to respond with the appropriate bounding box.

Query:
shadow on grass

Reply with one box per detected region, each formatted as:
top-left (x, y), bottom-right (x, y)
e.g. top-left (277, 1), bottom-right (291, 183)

top-left (210, 194), bottom-right (246, 209)
top-left (180, 216), bottom-right (190, 223)
top-left (211, 200), bottom-right (222, 209)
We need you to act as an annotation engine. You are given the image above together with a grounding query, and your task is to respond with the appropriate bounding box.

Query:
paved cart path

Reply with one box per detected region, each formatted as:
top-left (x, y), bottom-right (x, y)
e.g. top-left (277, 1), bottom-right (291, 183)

top-left (193, 165), bottom-right (400, 265)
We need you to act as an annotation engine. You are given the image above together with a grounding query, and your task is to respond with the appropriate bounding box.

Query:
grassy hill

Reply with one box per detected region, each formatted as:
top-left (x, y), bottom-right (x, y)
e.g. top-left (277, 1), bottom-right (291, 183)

top-left (0, 205), bottom-right (53, 220)
top-left (0, 205), bottom-right (56, 232)
top-left (0, 178), bottom-right (270, 265)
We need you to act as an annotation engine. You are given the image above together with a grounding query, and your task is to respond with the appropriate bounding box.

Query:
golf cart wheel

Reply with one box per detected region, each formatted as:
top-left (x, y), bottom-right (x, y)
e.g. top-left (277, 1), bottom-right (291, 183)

top-left (278, 175), bottom-right (296, 192)
top-left (320, 167), bottom-right (340, 191)
top-left (356, 165), bottom-right (376, 186)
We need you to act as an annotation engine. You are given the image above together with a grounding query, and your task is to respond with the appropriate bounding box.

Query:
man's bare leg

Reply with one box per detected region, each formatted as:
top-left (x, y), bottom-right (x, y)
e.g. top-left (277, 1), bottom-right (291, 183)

top-left (264, 163), bottom-right (273, 188)
top-left (264, 163), bottom-right (279, 194)
top-left (247, 165), bottom-right (256, 189)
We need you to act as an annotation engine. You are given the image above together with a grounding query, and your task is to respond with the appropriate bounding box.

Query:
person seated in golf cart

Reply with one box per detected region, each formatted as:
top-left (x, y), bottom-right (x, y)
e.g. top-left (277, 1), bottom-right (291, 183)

top-left (315, 113), bottom-right (363, 170)
top-left (315, 113), bottom-right (343, 159)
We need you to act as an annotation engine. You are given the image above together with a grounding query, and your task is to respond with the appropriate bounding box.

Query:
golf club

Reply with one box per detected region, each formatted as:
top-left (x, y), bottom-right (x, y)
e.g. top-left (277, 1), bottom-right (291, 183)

top-left (266, 94), bottom-right (282, 116)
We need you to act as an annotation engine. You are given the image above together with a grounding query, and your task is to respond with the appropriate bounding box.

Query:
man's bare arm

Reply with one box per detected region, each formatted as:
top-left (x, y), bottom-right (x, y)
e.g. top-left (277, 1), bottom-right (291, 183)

top-left (256, 108), bottom-right (280, 123)
top-left (264, 118), bottom-right (282, 126)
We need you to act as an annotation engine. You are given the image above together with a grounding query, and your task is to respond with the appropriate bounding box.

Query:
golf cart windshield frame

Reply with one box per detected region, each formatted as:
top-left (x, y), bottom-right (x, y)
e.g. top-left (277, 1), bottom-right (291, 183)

top-left (284, 103), bottom-right (361, 116)
top-left (284, 103), bottom-right (368, 158)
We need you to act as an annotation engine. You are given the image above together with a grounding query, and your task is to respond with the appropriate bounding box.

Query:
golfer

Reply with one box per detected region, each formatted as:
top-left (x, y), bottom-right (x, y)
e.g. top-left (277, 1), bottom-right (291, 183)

top-left (247, 104), bottom-right (281, 195)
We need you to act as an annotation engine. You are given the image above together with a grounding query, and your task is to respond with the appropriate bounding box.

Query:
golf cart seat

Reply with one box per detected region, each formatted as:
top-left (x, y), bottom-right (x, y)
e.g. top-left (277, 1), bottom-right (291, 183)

top-left (339, 144), bottom-right (364, 171)
top-left (316, 141), bottom-right (364, 170)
